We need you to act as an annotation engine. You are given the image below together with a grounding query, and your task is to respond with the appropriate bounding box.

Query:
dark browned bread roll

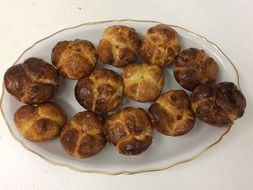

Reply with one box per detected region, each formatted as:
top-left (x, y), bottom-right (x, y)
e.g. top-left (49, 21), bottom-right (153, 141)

top-left (104, 107), bottom-right (153, 156)
top-left (149, 90), bottom-right (195, 136)
top-left (75, 68), bottom-right (124, 113)
top-left (191, 82), bottom-right (246, 127)
top-left (51, 39), bottom-right (97, 80)
top-left (4, 57), bottom-right (59, 104)
top-left (174, 48), bottom-right (219, 91)
top-left (14, 102), bottom-right (67, 142)
top-left (60, 111), bottom-right (106, 158)
top-left (97, 25), bottom-right (139, 67)
top-left (139, 24), bottom-right (180, 67)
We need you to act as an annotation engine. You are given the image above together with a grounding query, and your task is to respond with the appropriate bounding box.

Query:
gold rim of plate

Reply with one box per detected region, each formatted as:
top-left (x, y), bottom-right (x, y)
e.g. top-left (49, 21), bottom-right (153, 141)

top-left (0, 19), bottom-right (238, 175)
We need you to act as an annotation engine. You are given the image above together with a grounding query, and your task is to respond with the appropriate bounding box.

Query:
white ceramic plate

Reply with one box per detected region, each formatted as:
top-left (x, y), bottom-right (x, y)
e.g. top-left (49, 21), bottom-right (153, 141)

top-left (1, 20), bottom-right (239, 175)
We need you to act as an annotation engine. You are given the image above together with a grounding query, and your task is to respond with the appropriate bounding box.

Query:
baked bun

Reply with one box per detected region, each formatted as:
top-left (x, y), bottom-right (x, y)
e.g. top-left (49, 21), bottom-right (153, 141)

top-left (191, 82), bottom-right (246, 127)
top-left (139, 24), bottom-right (180, 67)
top-left (4, 57), bottom-right (59, 104)
top-left (51, 39), bottom-right (97, 79)
top-left (60, 111), bottom-right (106, 158)
top-left (75, 68), bottom-right (124, 113)
top-left (122, 63), bottom-right (164, 102)
top-left (97, 25), bottom-right (139, 67)
top-left (149, 90), bottom-right (195, 136)
top-left (174, 48), bottom-right (219, 91)
top-left (104, 107), bottom-right (153, 155)
top-left (14, 102), bottom-right (67, 142)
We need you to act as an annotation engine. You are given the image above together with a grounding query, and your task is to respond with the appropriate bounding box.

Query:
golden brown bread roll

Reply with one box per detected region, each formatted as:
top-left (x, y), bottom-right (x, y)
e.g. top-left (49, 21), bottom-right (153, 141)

top-left (122, 63), bottom-right (164, 102)
top-left (104, 107), bottom-right (153, 155)
top-left (191, 82), bottom-right (246, 127)
top-left (60, 111), bottom-right (106, 158)
top-left (75, 68), bottom-right (124, 113)
top-left (97, 25), bottom-right (139, 67)
top-left (149, 90), bottom-right (195, 136)
top-left (51, 39), bottom-right (97, 79)
top-left (4, 57), bottom-right (59, 104)
top-left (14, 102), bottom-right (67, 142)
top-left (139, 24), bottom-right (180, 67)
top-left (174, 48), bottom-right (219, 91)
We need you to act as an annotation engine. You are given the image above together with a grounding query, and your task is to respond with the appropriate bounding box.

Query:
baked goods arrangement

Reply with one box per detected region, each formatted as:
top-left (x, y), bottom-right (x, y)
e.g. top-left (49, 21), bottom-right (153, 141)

top-left (4, 23), bottom-right (246, 158)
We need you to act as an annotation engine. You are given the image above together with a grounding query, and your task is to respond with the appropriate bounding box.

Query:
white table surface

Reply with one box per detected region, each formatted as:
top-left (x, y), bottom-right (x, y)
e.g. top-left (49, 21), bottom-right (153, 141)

top-left (0, 0), bottom-right (252, 189)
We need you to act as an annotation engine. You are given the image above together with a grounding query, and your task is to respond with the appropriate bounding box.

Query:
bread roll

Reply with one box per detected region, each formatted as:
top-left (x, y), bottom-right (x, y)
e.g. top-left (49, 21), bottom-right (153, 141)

top-left (191, 82), bottom-right (246, 127)
top-left (14, 102), bottom-right (67, 142)
top-left (75, 68), bottom-right (124, 113)
top-left (104, 107), bottom-right (153, 155)
top-left (139, 24), bottom-right (180, 67)
top-left (60, 111), bottom-right (106, 158)
top-left (149, 90), bottom-right (195, 136)
top-left (51, 39), bottom-right (97, 79)
top-left (122, 63), bottom-right (164, 102)
top-left (174, 48), bottom-right (219, 91)
top-left (4, 57), bottom-right (59, 104)
top-left (97, 25), bottom-right (139, 67)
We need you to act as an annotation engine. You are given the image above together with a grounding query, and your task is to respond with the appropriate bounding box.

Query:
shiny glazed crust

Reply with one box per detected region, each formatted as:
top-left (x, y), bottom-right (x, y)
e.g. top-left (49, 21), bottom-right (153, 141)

top-left (139, 24), bottom-right (180, 67)
top-left (97, 25), bottom-right (139, 67)
top-left (51, 39), bottom-right (97, 80)
top-left (4, 57), bottom-right (59, 104)
top-left (122, 63), bottom-right (164, 102)
top-left (60, 111), bottom-right (106, 158)
top-left (104, 107), bottom-right (153, 155)
top-left (75, 68), bottom-right (124, 113)
top-left (14, 102), bottom-right (67, 142)
top-left (174, 48), bottom-right (219, 91)
top-left (191, 82), bottom-right (246, 127)
top-left (149, 90), bottom-right (195, 136)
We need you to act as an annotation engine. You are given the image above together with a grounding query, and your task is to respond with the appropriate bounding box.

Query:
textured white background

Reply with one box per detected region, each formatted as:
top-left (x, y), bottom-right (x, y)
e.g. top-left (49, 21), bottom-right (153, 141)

top-left (0, 0), bottom-right (252, 189)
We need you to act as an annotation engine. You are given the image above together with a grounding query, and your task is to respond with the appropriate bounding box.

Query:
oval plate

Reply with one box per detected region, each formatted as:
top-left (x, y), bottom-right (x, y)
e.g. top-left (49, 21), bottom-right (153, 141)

top-left (0, 19), bottom-right (238, 175)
